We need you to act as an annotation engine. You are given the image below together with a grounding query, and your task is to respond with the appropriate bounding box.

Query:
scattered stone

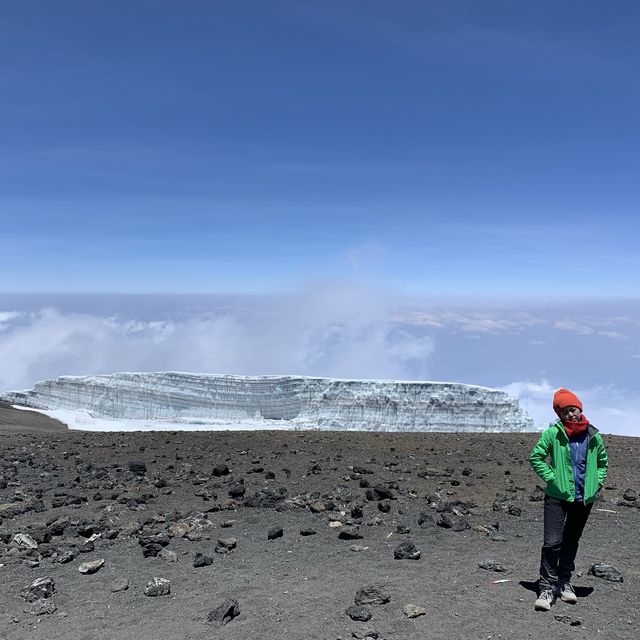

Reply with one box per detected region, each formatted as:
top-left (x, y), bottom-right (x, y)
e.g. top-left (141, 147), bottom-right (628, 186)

top-left (267, 527), bottom-right (283, 540)
top-left (24, 598), bottom-right (57, 616)
top-left (394, 541), bottom-right (421, 560)
top-left (54, 548), bottom-right (77, 564)
top-left (351, 504), bottom-right (364, 519)
top-left (300, 528), bottom-right (317, 536)
top-left (142, 544), bottom-right (162, 558)
top-left (138, 532), bottom-right (170, 547)
top-left (403, 604), bottom-right (427, 618)
top-left (159, 548), bottom-right (178, 562)
top-left (492, 495), bottom-right (522, 516)
top-left (21, 576), bottom-right (55, 602)
top-left (350, 544), bottom-right (369, 552)
top-left (193, 552), bottom-right (214, 568)
top-left (168, 521), bottom-right (193, 538)
top-left (346, 605), bottom-right (372, 621)
top-left (12, 533), bottom-right (38, 549)
top-left (554, 614), bottom-right (582, 626)
top-left (377, 500), bottom-right (391, 513)
top-left (78, 540), bottom-right (95, 553)
top-left (111, 578), bottom-right (129, 592)
top-left (228, 483), bottom-right (246, 498)
top-left (352, 625), bottom-right (378, 639)
top-left (144, 577), bottom-right (171, 596)
top-left (339, 526), bottom-right (363, 540)
top-left (588, 563), bottom-right (623, 582)
top-left (128, 460), bottom-right (147, 476)
top-left (207, 599), bottom-right (240, 626)
top-left (478, 560), bottom-right (507, 572)
top-left (354, 584), bottom-right (390, 606)
top-left (78, 558), bottom-right (105, 574)
top-left (212, 464), bottom-right (230, 477)
top-left (215, 537), bottom-right (237, 554)
top-left (530, 486), bottom-right (545, 502)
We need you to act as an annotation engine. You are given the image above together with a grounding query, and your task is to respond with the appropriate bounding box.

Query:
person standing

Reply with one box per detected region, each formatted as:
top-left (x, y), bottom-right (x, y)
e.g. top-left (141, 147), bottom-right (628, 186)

top-left (529, 388), bottom-right (608, 611)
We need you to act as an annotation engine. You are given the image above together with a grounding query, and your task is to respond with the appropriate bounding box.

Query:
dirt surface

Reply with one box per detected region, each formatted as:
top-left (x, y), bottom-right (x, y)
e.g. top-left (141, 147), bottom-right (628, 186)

top-left (0, 401), bottom-right (67, 433)
top-left (0, 405), bottom-right (638, 640)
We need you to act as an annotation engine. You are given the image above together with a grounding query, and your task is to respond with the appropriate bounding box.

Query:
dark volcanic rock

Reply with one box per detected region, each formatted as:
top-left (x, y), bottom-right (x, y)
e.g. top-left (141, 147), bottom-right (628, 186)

top-left (351, 504), bottom-right (364, 519)
top-left (212, 464), bottom-right (230, 477)
top-left (554, 614), bottom-right (582, 626)
top-left (193, 552), bottom-right (214, 567)
top-left (478, 560), bottom-right (507, 572)
top-left (492, 495), bottom-right (522, 516)
top-left (588, 562), bottom-right (624, 582)
top-left (207, 598), bottom-right (240, 626)
top-left (215, 537), bottom-right (237, 554)
top-left (352, 624), bottom-right (379, 638)
top-left (354, 584), bottom-right (390, 606)
top-left (128, 460), bottom-right (147, 476)
top-left (529, 486), bottom-right (545, 502)
top-left (394, 541), bottom-right (421, 560)
top-left (142, 543), bottom-right (163, 558)
top-left (267, 526), bottom-right (283, 540)
top-left (346, 604), bottom-right (372, 621)
top-left (377, 500), bottom-right (391, 513)
top-left (243, 487), bottom-right (288, 508)
top-left (339, 525), bottom-right (363, 540)
top-left (228, 483), bottom-right (246, 499)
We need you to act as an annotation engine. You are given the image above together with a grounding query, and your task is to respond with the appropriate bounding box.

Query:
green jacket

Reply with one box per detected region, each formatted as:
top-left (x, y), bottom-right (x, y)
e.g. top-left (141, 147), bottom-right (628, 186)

top-left (529, 421), bottom-right (608, 505)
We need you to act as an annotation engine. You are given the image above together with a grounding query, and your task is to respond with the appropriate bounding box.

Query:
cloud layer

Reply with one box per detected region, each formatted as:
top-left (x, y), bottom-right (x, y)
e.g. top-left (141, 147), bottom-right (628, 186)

top-left (0, 284), bottom-right (434, 393)
top-left (1, 291), bottom-right (638, 436)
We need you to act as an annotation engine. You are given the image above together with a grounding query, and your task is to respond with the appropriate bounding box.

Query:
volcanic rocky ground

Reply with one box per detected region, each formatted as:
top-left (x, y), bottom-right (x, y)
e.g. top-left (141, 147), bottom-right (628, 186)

top-left (0, 401), bottom-right (638, 640)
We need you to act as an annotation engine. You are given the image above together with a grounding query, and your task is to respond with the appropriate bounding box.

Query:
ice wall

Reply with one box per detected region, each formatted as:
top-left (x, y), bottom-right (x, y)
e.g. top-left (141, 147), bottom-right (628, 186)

top-left (2, 372), bottom-right (534, 432)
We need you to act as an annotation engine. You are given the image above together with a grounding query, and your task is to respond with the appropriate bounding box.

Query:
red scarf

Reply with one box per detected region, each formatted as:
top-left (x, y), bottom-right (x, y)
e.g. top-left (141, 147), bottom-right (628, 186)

top-left (562, 415), bottom-right (589, 438)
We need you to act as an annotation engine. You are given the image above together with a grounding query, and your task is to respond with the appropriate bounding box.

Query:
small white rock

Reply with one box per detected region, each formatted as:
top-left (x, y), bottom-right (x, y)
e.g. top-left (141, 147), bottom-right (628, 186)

top-left (403, 604), bottom-right (427, 618)
top-left (78, 559), bottom-right (105, 574)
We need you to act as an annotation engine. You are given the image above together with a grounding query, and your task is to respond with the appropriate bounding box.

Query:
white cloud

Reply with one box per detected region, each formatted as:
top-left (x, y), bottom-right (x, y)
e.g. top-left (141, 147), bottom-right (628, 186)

top-left (552, 320), bottom-right (595, 335)
top-left (501, 380), bottom-right (640, 437)
top-left (0, 310), bottom-right (23, 333)
top-left (397, 310), bottom-right (545, 333)
top-left (0, 283), bottom-right (435, 392)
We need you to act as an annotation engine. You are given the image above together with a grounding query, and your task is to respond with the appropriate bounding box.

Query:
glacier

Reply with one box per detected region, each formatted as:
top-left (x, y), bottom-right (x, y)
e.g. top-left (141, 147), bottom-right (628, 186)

top-left (2, 372), bottom-right (534, 432)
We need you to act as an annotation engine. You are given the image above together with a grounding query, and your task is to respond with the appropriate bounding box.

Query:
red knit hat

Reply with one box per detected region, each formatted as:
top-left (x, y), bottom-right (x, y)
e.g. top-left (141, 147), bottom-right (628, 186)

top-left (553, 388), bottom-right (583, 414)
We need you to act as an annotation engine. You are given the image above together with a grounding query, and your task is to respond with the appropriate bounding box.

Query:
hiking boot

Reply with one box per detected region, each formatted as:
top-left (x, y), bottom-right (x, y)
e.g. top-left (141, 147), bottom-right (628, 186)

top-left (534, 589), bottom-right (555, 611)
top-left (559, 582), bottom-right (577, 604)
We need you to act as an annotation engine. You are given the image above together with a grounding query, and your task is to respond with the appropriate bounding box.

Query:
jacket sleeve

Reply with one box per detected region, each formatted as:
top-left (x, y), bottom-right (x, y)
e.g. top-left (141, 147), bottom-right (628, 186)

top-left (529, 430), bottom-right (555, 483)
top-left (596, 435), bottom-right (608, 486)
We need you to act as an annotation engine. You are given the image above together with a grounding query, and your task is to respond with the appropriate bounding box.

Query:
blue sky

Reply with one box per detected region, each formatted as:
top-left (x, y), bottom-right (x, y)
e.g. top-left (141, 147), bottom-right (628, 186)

top-left (1, 1), bottom-right (639, 295)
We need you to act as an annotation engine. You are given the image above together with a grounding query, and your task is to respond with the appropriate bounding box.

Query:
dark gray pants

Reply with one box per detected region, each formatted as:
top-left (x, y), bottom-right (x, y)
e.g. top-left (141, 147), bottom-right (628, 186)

top-left (539, 495), bottom-right (592, 591)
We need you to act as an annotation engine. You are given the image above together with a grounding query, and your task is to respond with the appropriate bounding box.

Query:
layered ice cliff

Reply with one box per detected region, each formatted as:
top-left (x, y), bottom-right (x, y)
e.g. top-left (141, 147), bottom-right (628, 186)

top-left (2, 372), bottom-right (534, 432)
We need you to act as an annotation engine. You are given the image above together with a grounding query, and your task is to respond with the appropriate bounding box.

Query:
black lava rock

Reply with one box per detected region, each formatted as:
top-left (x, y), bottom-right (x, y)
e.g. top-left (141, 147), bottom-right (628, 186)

top-left (207, 599), bottom-right (240, 626)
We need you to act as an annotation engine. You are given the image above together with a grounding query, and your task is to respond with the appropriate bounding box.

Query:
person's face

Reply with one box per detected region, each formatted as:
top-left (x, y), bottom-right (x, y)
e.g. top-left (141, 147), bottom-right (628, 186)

top-left (559, 405), bottom-right (582, 422)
